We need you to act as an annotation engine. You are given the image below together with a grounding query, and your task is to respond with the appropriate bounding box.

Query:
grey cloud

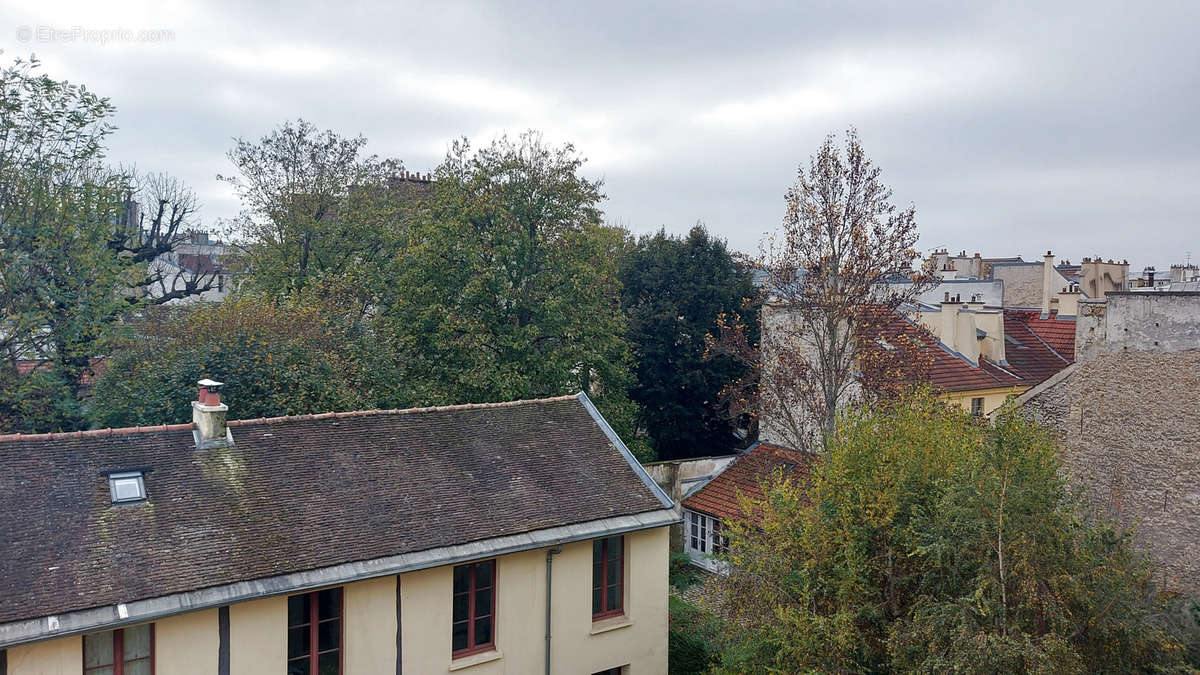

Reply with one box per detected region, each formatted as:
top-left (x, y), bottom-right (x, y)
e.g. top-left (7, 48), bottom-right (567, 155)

top-left (3, 0), bottom-right (1196, 266)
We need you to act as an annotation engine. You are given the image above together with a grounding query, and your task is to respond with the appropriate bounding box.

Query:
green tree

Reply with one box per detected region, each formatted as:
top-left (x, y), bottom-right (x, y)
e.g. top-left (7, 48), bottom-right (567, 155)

top-left (714, 393), bottom-right (1197, 673)
top-left (219, 119), bottom-right (420, 311)
top-left (620, 225), bottom-right (758, 459)
top-left (90, 295), bottom-right (377, 427)
top-left (0, 56), bottom-right (129, 432)
top-left (385, 132), bottom-right (637, 445)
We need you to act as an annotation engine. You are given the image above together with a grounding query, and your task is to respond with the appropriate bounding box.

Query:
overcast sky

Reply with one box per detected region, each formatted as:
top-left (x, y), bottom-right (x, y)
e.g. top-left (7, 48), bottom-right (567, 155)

top-left (4, 0), bottom-right (1197, 268)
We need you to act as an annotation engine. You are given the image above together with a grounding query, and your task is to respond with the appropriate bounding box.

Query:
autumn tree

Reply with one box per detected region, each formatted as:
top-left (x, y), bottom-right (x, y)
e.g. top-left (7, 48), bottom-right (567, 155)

top-left (620, 225), bottom-right (758, 459)
top-left (0, 57), bottom-right (132, 432)
top-left (219, 119), bottom-right (419, 311)
top-left (709, 129), bottom-right (935, 451)
top-left (713, 393), bottom-right (1198, 673)
top-left (90, 295), bottom-right (380, 427)
top-left (384, 132), bottom-right (639, 448)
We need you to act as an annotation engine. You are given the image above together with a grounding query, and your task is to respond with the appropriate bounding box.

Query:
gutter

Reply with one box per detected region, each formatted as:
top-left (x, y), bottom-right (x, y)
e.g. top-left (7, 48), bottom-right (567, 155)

top-left (544, 544), bottom-right (562, 675)
top-left (0, 508), bottom-right (678, 649)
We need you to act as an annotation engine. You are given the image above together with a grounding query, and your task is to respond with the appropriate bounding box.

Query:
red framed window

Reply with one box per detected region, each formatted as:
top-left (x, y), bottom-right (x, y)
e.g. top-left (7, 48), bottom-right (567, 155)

top-left (287, 587), bottom-right (342, 675)
top-left (452, 560), bottom-right (496, 657)
top-left (83, 624), bottom-right (154, 675)
top-left (592, 535), bottom-right (624, 619)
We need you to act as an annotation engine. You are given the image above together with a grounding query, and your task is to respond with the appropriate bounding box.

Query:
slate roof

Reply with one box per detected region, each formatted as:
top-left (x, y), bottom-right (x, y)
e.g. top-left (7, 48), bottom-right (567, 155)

top-left (683, 443), bottom-right (816, 521)
top-left (0, 394), bottom-right (668, 625)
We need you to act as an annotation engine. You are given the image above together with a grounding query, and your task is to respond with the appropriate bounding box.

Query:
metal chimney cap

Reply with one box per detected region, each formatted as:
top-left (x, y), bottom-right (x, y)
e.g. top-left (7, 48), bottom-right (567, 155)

top-left (197, 378), bottom-right (224, 389)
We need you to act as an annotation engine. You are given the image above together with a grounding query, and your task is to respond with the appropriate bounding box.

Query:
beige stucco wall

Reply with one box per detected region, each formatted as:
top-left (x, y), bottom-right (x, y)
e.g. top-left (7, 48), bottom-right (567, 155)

top-left (6, 635), bottom-right (81, 675)
top-left (229, 595), bottom-right (286, 675)
top-left (399, 527), bottom-right (669, 675)
top-left (157, 609), bottom-right (219, 674)
top-left (345, 575), bottom-right (398, 675)
top-left (3, 527), bottom-right (670, 675)
top-left (943, 386), bottom-right (1025, 415)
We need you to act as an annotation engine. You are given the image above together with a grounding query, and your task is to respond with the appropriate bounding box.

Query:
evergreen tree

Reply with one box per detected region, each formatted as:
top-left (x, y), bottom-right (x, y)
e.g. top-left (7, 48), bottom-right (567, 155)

top-left (620, 225), bottom-right (758, 459)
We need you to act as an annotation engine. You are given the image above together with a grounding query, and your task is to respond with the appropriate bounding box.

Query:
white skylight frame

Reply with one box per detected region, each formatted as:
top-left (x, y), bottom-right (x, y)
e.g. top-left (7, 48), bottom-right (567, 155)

top-left (108, 471), bottom-right (147, 504)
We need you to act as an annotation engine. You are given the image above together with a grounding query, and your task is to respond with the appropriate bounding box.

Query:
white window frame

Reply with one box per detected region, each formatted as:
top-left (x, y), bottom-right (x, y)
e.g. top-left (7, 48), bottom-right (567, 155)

top-left (683, 509), bottom-right (729, 573)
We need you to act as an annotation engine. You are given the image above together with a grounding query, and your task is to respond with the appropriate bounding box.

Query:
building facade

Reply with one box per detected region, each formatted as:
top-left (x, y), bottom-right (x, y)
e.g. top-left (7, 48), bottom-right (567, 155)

top-left (1013, 291), bottom-right (1200, 594)
top-left (0, 389), bottom-right (676, 674)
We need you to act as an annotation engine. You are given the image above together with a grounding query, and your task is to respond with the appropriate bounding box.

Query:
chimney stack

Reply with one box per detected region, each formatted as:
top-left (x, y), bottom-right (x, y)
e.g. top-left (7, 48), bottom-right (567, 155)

top-left (1041, 250), bottom-right (1055, 317)
top-left (193, 378), bottom-right (233, 449)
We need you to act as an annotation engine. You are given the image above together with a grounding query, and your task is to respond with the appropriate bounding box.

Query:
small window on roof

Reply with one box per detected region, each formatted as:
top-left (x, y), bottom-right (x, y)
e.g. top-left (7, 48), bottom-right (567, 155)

top-left (108, 472), bottom-right (146, 504)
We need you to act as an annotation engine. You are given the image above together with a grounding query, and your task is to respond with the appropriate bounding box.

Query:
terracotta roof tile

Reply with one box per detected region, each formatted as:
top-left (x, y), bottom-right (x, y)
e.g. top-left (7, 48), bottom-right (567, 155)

top-left (683, 443), bottom-right (816, 521)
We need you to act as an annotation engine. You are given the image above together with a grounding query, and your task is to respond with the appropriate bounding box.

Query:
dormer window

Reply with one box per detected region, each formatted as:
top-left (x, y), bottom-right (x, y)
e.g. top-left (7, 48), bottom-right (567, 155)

top-left (108, 472), bottom-right (146, 504)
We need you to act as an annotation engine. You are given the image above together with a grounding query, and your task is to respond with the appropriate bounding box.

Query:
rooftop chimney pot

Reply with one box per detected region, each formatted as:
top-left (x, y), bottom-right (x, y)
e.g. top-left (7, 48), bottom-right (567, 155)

top-left (193, 378), bottom-right (232, 449)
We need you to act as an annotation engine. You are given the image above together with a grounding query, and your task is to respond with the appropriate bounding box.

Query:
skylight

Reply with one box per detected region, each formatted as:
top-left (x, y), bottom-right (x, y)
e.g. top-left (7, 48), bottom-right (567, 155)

top-left (108, 471), bottom-right (147, 504)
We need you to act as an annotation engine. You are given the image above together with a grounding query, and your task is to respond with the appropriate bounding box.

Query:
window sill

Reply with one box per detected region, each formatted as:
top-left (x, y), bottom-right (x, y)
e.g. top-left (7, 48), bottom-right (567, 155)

top-left (449, 648), bottom-right (502, 671)
top-left (590, 615), bottom-right (633, 635)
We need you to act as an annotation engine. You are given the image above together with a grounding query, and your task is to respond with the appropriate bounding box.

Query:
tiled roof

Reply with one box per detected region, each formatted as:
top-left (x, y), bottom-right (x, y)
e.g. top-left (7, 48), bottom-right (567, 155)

top-left (862, 310), bottom-right (1022, 392)
top-left (13, 358), bottom-right (106, 386)
top-left (0, 394), bottom-right (666, 624)
top-left (1000, 311), bottom-right (1074, 384)
top-left (859, 309), bottom-right (1074, 393)
top-left (683, 443), bottom-right (816, 521)
top-left (1010, 310), bottom-right (1076, 359)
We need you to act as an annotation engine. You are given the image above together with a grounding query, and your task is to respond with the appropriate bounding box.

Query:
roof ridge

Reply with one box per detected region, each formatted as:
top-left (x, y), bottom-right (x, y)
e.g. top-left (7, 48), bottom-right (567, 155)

top-left (0, 394), bottom-right (580, 443)
top-left (0, 423), bottom-right (194, 443)
top-left (227, 394), bottom-right (579, 427)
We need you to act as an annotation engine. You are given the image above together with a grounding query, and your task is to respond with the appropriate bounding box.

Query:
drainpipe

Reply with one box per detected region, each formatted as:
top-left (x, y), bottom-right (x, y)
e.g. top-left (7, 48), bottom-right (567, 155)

top-left (544, 544), bottom-right (563, 675)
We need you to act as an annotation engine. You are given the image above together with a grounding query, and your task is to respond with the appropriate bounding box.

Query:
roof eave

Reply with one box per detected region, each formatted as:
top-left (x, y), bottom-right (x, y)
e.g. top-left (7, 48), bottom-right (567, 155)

top-left (0, 507), bottom-right (679, 649)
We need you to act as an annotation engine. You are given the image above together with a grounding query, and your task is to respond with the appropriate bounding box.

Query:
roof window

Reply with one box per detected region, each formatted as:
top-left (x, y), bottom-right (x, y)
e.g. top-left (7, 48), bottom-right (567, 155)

top-left (108, 471), bottom-right (147, 504)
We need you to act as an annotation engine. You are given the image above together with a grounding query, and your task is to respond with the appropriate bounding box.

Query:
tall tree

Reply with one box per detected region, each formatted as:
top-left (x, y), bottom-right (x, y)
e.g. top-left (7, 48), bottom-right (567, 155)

top-left (116, 169), bottom-right (222, 305)
top-left (90, 295), bottom-right (377, 427)
top-left (219, 119), bottom-right (418, 310)
top-left (713, 393), bottom-right (1199, 673)
top-left (620, 225), bottom-right (758, 459)
top-left (0, 58), bottom-right (217, 433)
top-left (709, 129), bottom-right (935, 451)
top-left (386, 132), bottom-right (638, 447)
top-left (0, 56), bottom-right (129, 432)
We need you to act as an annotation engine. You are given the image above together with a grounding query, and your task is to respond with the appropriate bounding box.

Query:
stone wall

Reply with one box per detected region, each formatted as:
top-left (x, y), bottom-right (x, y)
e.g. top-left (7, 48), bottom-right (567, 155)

top-left (1018, 292), bottom-right (1200, 594)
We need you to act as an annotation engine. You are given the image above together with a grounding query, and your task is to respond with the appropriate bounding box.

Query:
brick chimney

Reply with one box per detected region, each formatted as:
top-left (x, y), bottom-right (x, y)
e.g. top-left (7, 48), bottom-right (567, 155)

top-left (193, 378), bottom-right (232, 448)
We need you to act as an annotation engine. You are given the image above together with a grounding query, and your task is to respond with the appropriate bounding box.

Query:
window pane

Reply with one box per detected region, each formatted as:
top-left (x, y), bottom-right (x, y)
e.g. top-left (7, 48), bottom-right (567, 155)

top-left (453, 565), bottom-right (469, 594)
top-left (592, 587), bottom-right (602, 614)
top-left (84, 632), bottom-right (114, 667)
top-left (123, 660), bottom-right (151, 675)
top-left (475, 560), bottom-right (493, 588)
top-left (607, 536), bottom-right (622, 563)
top-left (123, 624), bottom-right (151, 659)
top-left (474, 588), bottom-right (492, 617)
top-left (287, 659), bottom-right (311, 675)
top-left (318, 588), bottom-right (341, 620)
top-left (453, 593), bottom-right (469, 622)
top-left (452, 621), bottom-right (468, 651)
top-left (474, 615), bottom-right (492, 646)
top-left (606, 585), bottom-right (619, 613)
top-left (112, 476), bottom-right (144, 501)
top-left (318, 651), bottom-right (339, 675)
top-left (592, 561), bottom-right (602, 589)
top-left (288, 626), bottom-right (311, 659)
top-left (85, 668), bottom-right (113, 675)
top-left (289, 594), bottom-right (310, 627)
top-left (593, 539), bottom-right (602, 559)
top-left (318, 619), bottom-right (340, 652)
top-left (606, 557), bottom-right (620, 586)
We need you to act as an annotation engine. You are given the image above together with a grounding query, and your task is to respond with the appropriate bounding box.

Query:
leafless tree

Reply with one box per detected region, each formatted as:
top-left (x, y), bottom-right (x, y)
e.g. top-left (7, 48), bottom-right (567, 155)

top-left (708, 129), bottom-right (937, 451)
top-left (111, 169), bottom-right (222, 304)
